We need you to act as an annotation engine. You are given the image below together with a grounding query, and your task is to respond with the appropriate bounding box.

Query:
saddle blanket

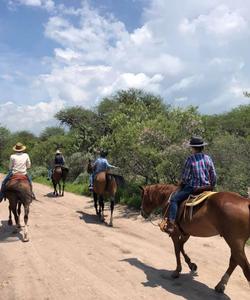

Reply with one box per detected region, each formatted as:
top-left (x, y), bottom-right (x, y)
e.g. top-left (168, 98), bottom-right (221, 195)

top-left (10, 174), bottom-right (28, 181)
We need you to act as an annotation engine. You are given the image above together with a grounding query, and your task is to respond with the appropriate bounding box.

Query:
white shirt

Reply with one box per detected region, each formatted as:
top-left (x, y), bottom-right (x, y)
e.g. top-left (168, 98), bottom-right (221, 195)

top-left (9, 152), bottom-right (31, 175)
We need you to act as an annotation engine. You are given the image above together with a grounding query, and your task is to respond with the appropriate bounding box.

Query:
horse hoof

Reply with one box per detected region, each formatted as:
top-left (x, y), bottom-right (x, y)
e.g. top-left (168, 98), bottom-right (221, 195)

top-left (189, 263), bottom-right (198, 272)
top-left (171, 271), bottom-right (180, 279)
top-left (23, 237), bottom-right (29, 242)
top-left (109, 222), bottom-right (113, 227)
top-left (8, 220), bottom-right (13, 226)
top-left (215, 283), bottom-right (225, 293)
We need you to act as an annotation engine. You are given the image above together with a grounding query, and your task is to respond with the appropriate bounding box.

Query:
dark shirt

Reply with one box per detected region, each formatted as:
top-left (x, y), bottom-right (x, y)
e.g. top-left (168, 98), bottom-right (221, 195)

top-left (54, 155), bottom-right (65, 166)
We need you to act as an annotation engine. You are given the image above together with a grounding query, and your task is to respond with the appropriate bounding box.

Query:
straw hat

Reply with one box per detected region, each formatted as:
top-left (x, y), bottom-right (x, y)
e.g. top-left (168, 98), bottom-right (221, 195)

top-left (13, 142), bottom-right (26, 152)
top-left (55, 149), bottom-right (62, 154)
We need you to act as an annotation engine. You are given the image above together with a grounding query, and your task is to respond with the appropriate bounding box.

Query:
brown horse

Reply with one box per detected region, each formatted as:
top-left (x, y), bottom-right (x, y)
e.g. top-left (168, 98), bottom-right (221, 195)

top-left (87, 160), bottom-right (124, 226)
top-left (140, 184), bottom-right (250, 293)
top-left (52, 166), bottom-right (68, 196)
top-left (5, 174), bottom-right (33, 242)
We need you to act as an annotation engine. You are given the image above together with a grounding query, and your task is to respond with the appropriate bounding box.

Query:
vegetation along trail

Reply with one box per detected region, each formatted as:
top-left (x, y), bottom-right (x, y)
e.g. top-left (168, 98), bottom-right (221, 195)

top-left (0, 177), bottom-right (249, 300)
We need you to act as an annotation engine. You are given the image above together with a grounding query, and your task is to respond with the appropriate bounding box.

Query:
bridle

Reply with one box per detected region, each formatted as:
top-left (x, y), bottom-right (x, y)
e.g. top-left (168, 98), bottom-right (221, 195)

top-left (141, 192), bottom-right (174, 227)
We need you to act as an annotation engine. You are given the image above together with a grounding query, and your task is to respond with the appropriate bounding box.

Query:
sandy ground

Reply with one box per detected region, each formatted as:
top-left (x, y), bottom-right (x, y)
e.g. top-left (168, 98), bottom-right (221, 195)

top-left (0, 177), bottom-right (249, 300)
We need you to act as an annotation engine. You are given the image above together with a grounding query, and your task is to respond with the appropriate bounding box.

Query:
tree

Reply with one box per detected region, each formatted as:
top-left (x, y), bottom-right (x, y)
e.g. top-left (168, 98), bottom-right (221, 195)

top-left (40, 127), bottom-right (65, 141)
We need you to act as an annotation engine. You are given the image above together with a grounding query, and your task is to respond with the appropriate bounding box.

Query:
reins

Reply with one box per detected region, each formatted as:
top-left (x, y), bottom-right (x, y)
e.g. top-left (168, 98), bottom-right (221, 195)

top-left (147, 192), bottom-right (174, 227)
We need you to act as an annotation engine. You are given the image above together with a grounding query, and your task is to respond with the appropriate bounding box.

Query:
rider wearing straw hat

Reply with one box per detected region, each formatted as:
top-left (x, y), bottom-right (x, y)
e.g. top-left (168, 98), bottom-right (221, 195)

top-left (165, 136), bottom-right (217, 234)
top-left (0, 142), bottom-right (34, 202)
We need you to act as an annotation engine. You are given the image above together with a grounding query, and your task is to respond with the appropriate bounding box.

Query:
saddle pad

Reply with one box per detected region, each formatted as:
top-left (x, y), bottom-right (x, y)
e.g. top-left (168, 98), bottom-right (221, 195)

top-left (185, 191), bottom-right (217, 207)
top-left (10, 174), bottom-right (28, 181)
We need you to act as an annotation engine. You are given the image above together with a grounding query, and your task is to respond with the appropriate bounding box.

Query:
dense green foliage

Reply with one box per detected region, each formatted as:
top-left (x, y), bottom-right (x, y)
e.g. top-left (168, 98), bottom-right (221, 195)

top-left (0, 89), bottom-right (250, 206)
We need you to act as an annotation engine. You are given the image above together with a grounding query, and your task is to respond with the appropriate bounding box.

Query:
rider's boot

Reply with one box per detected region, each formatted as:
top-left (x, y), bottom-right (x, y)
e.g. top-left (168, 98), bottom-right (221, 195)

top-left (165, 220), bottom-right (175, 234)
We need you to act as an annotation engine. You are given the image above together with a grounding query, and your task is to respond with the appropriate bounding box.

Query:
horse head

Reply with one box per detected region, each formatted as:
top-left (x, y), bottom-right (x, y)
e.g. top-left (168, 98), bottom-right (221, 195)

top-left (140, 184), bottom-right (177, 219)
top-left (87, 159), bottom-right (93, 174)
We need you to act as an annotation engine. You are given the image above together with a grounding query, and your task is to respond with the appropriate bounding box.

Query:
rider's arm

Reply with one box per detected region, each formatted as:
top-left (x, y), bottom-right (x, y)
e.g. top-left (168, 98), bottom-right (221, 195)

top-left (209, 159), bottom-right (217, 187)
top-left (105, 159), bottom-right (117, 169)
top-left (26, 154), bottom-right (31, 169)
top-left (181, 157), bottom-right (191, 184)
top-left (9, 155), bottom-right (14, 171)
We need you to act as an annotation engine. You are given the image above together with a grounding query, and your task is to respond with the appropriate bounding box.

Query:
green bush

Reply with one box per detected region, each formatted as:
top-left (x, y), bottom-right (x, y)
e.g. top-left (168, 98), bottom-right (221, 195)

top-left (30, 166), bottom-right (48, 179)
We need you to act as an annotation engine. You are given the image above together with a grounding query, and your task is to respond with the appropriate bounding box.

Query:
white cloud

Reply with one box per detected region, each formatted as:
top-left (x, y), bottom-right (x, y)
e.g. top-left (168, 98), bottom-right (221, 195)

top-left (8, 0), bottom-right (55, 11)
top-left (2, 0), bottom-right (250, 132)
top-left (179, 5), bottom-right (247, 38)
top-left (0, 99), bottom-right (64, 132)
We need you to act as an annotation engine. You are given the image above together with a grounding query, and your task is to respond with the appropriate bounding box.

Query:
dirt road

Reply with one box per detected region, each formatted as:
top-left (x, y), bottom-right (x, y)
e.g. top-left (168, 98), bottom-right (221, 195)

top-left (0, 178), bottom-right (249, 300)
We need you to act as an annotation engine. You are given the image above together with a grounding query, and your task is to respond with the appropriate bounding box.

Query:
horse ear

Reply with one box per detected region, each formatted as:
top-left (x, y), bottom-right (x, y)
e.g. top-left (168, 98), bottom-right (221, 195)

top-left (139, 186), bottom-right (144, 191)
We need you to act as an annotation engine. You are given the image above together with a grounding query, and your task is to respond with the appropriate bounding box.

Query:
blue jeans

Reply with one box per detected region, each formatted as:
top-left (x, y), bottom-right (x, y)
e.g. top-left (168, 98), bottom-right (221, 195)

top-left (89, 173), bottom-right (96, 186)
top-left (168, 185), bottom-right (194, 221)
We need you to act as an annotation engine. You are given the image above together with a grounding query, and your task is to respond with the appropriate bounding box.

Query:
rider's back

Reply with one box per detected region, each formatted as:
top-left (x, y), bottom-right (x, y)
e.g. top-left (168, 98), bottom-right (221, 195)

top-left (94, 157), bottom-right (110, 173)
top-left (10, 153), bottom-right (31, 175)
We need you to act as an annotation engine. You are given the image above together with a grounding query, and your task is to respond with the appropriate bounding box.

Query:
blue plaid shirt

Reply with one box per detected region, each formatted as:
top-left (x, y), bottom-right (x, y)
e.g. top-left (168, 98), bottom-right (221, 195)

top-left (182, 153), bottom-right (216, 188)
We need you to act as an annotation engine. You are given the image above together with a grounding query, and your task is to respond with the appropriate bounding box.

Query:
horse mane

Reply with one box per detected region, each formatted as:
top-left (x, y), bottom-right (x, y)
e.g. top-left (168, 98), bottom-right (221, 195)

top-left (143, 184), bottom-right (178, 207)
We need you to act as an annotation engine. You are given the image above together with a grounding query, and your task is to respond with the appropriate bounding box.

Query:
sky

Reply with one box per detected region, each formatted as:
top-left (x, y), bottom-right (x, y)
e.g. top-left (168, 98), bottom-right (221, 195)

top-left (0, 0), bottom-right (250, 133)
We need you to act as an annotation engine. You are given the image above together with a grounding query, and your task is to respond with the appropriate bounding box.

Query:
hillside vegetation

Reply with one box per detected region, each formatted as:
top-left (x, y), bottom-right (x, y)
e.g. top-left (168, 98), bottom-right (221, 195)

top-left (0, 89), bottom-right (249, 207)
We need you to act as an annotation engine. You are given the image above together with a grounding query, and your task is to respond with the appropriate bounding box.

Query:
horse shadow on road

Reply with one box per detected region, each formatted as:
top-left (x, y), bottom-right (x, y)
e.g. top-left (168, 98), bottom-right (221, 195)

top-left (44, 192), bottom-right (62, 198)
top-left (0, 220), bottom-right (23, 243)
top-left (76, 210), bottom-right (100, 224)
top-left (121, 257), bottom-right (231, 300)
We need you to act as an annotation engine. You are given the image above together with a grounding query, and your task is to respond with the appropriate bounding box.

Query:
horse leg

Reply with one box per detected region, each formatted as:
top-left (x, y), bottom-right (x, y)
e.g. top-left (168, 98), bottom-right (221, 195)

top-left (215, 255), bottom-right (238, 293)
top-left (171, 234), bottom-right (182, 278)
top-left (215, 236), bottom-right (250, 293)
top-left (17, 202), bottom-right (21, 228)
top-left (109, 196), bottom-right (115, 227)
top-left (23, 205), bottom-right (30, 242)
top-left (58, 182), bottom-right (61, 196)
top-left (53, 181), bottom-right (57, 196)
top-left (11, 204), bottom-right (20, 233)
top-left (99, 195), bottom-right (105, 222)
top-left (179, 235), bottom-right (198, 273)
top-left (93, 193), bottom-right (98, 215)
top-left (62, 181), bottom-right (65, 197)
top-left (8, 204), bottom-right (13, 226)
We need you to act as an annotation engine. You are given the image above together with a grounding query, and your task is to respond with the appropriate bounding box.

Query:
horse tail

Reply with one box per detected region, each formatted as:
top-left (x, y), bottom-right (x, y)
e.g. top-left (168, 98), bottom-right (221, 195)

top-left (62, 167), bottom-right (69, 180)
top-left (112, 174), bottom-right (125, 188)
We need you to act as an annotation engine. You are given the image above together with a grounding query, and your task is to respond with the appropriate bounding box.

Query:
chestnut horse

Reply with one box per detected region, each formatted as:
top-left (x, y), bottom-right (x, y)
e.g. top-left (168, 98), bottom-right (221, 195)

top-left (52, 166), bottom-right (68, 196)
top-left (140, 184), bottom-right (250, 293)
top-left (5, 174), bottom-right (33, 242)
top-left (87, 161), bottom-right (124, 226)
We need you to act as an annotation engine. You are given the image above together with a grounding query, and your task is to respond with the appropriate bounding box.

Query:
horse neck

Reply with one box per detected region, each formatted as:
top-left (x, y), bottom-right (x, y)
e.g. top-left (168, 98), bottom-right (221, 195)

top-left (155, 184), bottom-right (177, 209)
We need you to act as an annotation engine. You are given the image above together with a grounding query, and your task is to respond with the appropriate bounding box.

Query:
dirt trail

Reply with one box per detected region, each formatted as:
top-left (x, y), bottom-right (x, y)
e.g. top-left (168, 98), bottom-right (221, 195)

top-left (0, 177), bottom-right (249, 300)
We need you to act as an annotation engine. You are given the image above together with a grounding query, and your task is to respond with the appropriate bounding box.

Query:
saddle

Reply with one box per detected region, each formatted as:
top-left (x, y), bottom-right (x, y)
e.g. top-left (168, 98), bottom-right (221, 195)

top-left (10, 173), bottom-right (29, 182)
top-left (159, 190), bottom-right (218, 233)
top-left (185, 191), bottom-right (218, 207)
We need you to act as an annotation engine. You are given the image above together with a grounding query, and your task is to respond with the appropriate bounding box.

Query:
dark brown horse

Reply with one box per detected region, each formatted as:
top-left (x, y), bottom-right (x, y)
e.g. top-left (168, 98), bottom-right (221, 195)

top-left (52, 166), bottom-right (68, 196)
top-left (87, 160), bottom-right (124, 226)
top-left (140, 184), bottom-right (250, 293)
top-left (5, 174), bottom-right (33, 242)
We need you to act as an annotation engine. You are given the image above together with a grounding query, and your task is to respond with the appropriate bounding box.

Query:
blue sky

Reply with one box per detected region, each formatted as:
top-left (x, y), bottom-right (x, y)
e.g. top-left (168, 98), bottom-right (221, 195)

top-left (0, 0), bottom-right (249, 133)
